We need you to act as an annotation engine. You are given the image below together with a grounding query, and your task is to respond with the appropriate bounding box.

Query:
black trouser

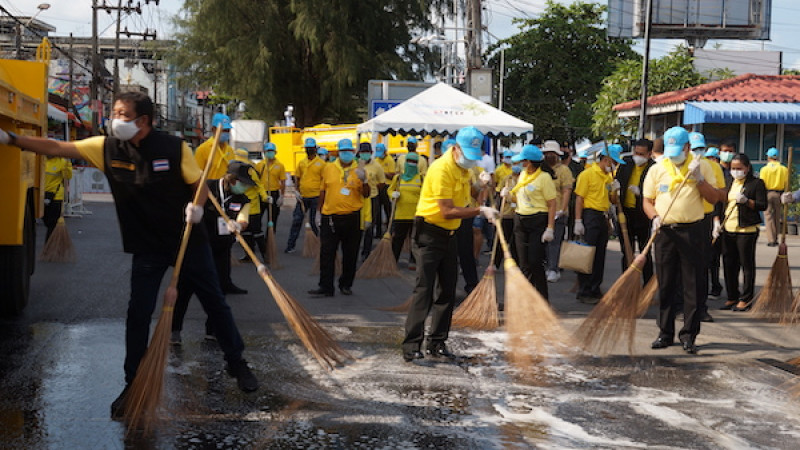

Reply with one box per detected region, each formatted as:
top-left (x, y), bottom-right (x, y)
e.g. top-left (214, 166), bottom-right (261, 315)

top-left (494, 217), bottom-right (515, 269)
top-left (514, 213), bottom-right (549, 300)
top-left (319, 212), bottom-right (361, 294)
top-left (654, 221), bottom-right (706, 342)
top-left (721, 230), bottom-right (759, 304)
top-left (403, 219), bottom-right (458, 353)
top-left (577, 209), bottom-right (608, 299)
top-left (128, 245), bottom-right (244, 384)
top-left (241, 210), bottom-right (266, 257)
top-left (377, 185), bottom-right (391, 236)
top-left (392, 219), bottom-right (415, 263)
top-left (620, 207), bottom-right (653, 283)
top-left (456, 218), bottom-right (479, 293)
top-left (361, 197), bottom-right (381, 258)
top-left (709, 218), bottom-right (723, 294)
top-left (287, 196), bottom-right (319, 250)
top-left (43, 192), bottom-right (62, 242)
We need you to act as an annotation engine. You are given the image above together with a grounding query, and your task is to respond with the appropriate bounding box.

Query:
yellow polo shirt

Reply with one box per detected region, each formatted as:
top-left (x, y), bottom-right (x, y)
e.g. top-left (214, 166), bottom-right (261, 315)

top-left (377, 155), bottom-right (396, 177)
top-left (574, 163), bottom-right (612, 212)
top-left (45, 156), bottom-right (73, 201)
top-left (256, 159), bottom-right (287, 192)
top-left (415, 149), bottom-right (472, 230)
top-left (398, 152), bottom-right (428, 175)
top-left (388, 173), bottom-right (423, 220)
top-left (512, 168), bottom-right (557, 215)
top-left (363, 159), bottom-right (386, 198)
top-left (494, 163), bottom-right (512, 191)
top-left (759, 160), bottom-right (788, 191)
top-left (74, 136), bottom-right (201, 184)
top-left (642, 155), bottom-right (716, 225)
top-left (297, 156), bottom-right (326, 197)
top-left (194, 137), bottom-right (235, 179)
top-left (320, 159), bottom-right (365, 215)
top-left (703, 158), bottom-right (725, 214)
top-left (552, 163), bottom-right (574, 211)
top-left (724, 178), bottom-right (758, 233)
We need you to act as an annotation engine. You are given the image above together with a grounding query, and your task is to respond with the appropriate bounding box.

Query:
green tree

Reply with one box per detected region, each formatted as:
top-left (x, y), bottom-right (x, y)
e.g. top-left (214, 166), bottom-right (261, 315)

top-left (171, 0), bottom-right (443, 126)
top-left (487, 1), bottom-right (636, 143)
top-left (592, 47), bottom-right (708, 140)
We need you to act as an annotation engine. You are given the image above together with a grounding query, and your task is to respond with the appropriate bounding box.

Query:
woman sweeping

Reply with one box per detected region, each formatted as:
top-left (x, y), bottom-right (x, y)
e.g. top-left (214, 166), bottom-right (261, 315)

top-left (494, 161), bottom-right (522, 269)
top-left (389, 152), bottom-right (423, 268)
top-left (717, 153), bottom-right (766, 311)
top-left (501, 144), bottom-right (557, 300)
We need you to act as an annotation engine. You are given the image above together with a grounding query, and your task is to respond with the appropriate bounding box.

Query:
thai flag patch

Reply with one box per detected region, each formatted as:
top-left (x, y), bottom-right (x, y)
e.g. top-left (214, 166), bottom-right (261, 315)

top-left (152, 159), bottom-right (170, 172)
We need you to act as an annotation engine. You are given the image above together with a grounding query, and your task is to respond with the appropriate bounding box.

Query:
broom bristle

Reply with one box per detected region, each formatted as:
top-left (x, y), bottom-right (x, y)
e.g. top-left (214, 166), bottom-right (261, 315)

top-left (783, 289), bottom-right (800, 325)
top-left (573, 258), bottom-right (645, 355)
top-left (39, 219), bottom-right (76, 263)
top-left (504, 259), bottom-right (571, 367)
top-left (124, 288), bottom-right (177, 433)
top-left (378, 294), bottom-right (413, 312)
top-left (302, 224), bottom-right (320, 258)
top-left (636, 276), bottom-right (658, 317)
top-left (265, 227), bottom-right (281, 269)
top-left (750, 247), bottom-right (793, 321)
top-left (259, 269), bottom-right (352, 369)
top-left (355, 237), bottom-right (400, 279)
top-left (451, 268), bottom-right (499, 330)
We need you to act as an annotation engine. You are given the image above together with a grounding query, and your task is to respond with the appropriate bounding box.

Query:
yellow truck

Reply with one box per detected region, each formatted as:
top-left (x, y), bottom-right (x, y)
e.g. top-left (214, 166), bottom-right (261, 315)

top-left (0, 40), bottom-right (50, 316)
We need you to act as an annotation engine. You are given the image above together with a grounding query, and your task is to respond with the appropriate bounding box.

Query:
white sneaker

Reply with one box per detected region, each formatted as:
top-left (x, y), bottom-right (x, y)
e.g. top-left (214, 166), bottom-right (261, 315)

top-left (546, 270), bottom-right (560, 283)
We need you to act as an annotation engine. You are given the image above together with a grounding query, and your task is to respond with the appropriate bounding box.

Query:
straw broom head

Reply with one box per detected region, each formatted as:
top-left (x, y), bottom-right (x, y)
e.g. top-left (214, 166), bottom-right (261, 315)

top-left (378, 294), bottom-right (413, 312)
top-left (39, 217), bottom-right (76, 263)
top-left (573, 254), bottom-right (647, 355)
top-left (302, 223), bottom-right (320, 258)
top-left (451, 266), bottom-right (499, 330)
top-left (636, 276), bottom-right (659, 317)
top-left (265, 224), bottom-right (281, 269)
top-left (751, 243), bottom-right (794, 322)
top-left (355, 237), bottom-right (400, 279)
top-left (783, 287), bottom-right (800, 325)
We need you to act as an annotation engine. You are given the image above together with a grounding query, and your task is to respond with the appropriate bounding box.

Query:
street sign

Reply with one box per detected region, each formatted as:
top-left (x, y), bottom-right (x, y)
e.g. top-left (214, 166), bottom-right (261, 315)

top-left (370, 100), bottom-right (402, 118)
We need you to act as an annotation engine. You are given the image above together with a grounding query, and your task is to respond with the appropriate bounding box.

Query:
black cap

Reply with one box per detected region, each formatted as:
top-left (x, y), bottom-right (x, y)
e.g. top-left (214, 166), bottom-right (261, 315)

top-left (358, 142), bottom-right (372, 153)
top-left (227, 161), bottom-right (256, 186)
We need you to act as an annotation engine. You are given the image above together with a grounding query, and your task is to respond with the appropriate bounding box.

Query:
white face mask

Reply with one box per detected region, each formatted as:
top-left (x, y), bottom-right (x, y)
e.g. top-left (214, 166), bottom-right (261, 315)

top-left (604, 164), bottom-right (613, 173)
top-left (455, 151), bottom-right (478, 170)
top-left (110, 117), bottom-right (140, 141)
top-left (720, 151), bottom-right (734, 163)
top-left (730, 169), bottom-right (747, 180)
top-left (632, 155), bottom-right (649, 166)
top-left (669, 152), bottom-right (687, 165)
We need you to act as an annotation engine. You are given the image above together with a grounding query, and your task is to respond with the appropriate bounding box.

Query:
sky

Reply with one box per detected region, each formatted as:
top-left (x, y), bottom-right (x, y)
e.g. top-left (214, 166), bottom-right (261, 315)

top-left (6, 0), bottom-right (800, 70)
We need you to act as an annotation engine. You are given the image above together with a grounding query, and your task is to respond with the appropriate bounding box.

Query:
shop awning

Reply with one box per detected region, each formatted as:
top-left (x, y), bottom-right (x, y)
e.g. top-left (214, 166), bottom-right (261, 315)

top-left (684, 101), bottom-right (800, 125)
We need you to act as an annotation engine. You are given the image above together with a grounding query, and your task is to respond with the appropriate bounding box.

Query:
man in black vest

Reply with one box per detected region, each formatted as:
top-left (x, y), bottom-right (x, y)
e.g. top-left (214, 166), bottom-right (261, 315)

top-left (615, 139), bottom-right (654, 282)
top-left (0, 92), bottom-right (258, 419)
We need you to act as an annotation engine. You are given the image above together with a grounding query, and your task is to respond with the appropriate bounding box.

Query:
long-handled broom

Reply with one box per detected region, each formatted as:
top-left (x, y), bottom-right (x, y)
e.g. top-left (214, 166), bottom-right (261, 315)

top-left (264, 168), bottom-right (281, 269)
top-left (123, 126), bottom-right (222, 432)
top-left (495, 220), bottom-right (571, 367)
top-left (299, 192), bottom-right (320, 259)
top-left (614, 197), bottom-right (634, 268)
top-left (39, 183), bottom-right (76, 263)
top-left (207, 191), bottom-right (352, 369)
top-left (752, 148), bottom-right (794, 322)
top-left (574, 173), bottom-right (692, 355)
top-left (450, 186), bottom-right (508, 330)
top-left (356, 199), bottom-right (400, 279)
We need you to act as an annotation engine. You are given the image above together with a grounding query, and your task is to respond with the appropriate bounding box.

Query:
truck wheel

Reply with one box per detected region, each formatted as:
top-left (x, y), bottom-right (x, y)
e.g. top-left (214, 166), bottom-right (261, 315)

top-left (0, 200), bottom-right (33, 316)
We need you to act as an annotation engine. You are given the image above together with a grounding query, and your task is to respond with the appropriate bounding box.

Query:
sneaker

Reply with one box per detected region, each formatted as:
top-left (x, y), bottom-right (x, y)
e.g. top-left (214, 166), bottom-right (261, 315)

top-left (225, 284), bottom-right (248, 295)
top-left (170, 331), bottom-right (182, 345)
top-left (110, 385), bottom-right (130, 419)
top-left (578, 295), bottom-right (600, 305)
top-left (546, 270), bottom-right (560, 283)
top-left (226, 359), bottom-right (259, 392)
top-left (284, 247), bottom-right (296, 254)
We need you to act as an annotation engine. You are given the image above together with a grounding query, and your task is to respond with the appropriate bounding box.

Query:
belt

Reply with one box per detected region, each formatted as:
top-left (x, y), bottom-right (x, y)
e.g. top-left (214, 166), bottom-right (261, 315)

top-left (415, 217), bottom-right (456, 237)
top-left (768, 190), bottom-right (784, 193)
top-left (323, 211), bottom-right (360, 219)
top-left (663, 220), bottom-right (702, 229)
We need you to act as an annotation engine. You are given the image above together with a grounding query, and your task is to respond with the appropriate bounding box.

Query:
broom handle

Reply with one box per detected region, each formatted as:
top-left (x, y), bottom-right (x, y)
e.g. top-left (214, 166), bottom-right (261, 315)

top-left (383, 197), bottom-right (398, 238)
top-left (614, 196), bottom-right (634, 269)
top-left (490, 178), bottom-right (511, 264)
top-left (166, 125), bottom-right (223, 303)
top-left (207, 190), bottom-right (265, 267)
top-left (782, 146), bottom-right (793, 244)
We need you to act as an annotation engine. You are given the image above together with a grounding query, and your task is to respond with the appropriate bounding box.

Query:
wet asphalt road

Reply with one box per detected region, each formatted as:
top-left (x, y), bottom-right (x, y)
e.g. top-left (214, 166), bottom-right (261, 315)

top-left (2, 197), bottom-right (800, 449)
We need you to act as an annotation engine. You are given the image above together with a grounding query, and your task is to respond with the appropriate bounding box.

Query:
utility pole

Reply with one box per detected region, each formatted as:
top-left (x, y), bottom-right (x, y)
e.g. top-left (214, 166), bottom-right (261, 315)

top-left (637, 0), bottom-right (654, 139)
top-left (68, 33), bottom-right (74, 113)
top-left (466, 0), bottom-right (482, 69)
top-left (91, 0), bottom-right (99, 133)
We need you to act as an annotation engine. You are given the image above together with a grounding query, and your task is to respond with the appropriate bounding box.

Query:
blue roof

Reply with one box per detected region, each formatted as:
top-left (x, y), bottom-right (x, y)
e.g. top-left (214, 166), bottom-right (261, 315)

top-left (684, 101), bottom-right (800, 125)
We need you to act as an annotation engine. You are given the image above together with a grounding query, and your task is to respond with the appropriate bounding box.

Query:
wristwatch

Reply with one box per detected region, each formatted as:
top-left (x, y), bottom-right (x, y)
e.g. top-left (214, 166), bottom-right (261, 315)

top-left (7, 131), bottom-right (18, 146)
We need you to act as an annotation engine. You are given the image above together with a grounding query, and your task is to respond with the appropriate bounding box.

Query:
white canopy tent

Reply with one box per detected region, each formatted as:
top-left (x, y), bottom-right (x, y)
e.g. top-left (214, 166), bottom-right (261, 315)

top-left (356, 82), bottom-right (533, 138)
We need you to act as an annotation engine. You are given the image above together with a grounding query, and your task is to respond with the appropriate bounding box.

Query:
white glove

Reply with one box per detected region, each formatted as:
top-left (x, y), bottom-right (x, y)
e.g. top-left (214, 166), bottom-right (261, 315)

top-left (610, 180), bottom-right (621, 192)
top-left (0, 129), bottom-right (9, 145)
top-left (44, 198), bottom-right (51, 206)
top-left (688, 157), bottom-right (703, 182)
top-left (295, 192), bottom-right (303, 202)
top-left (276, 196), bottom-right (283, 207)
top-left (541, 227), bottom-right (555, 243)
top-left (185, 203), bottom-right (203, 224)
top-left (479, 171), bottom-right (492, 186)
top-left (736, 192), bottom-right (748, 204)
top-left (355, 168), bottom-right (367, 182)
top-left (256, 264), bottom-right (268, 277)
top-left (782, 191), bottom-right (796, 204)
top-left (267, 196), bottom-right (274, 204)
top-left (315, 213), bottom-right (322, 228)
top-left (555, 209), bottom-right (566, 220)
top-left (573, 219), bottom-right (585, 236)
top-left (226, 221), bottom-right (242, 233)
top-left (391, 191), bottom-right (400, 199)
top-left (651, 215), bottom-right (662, 234)
top-left (510, 202), bottom-right (517, 209)
top-left (500, 187), bottom-right (510, 198)
top-left (712, 219), bottom-right (722, 240)
top-left (479, 206), bottom-right (500, 223)
top-left (628, 185), bottom-right (641, 197)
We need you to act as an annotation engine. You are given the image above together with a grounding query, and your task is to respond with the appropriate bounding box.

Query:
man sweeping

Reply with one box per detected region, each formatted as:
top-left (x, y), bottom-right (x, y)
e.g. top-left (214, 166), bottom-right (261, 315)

top-left (286, 138), bottom-right (325, 253)
top-left (42, 154), bottom-right (73, 241)
top-left (402, 126), bottom-right (498, 362)
top-left (0, 92), bottom-right (258, 418)
top-left (643, 126), bottom-right (722, 354)
top-left (195, 113), bottom-right (236, 179)
top-left (374, 143), bottom-right (396, 236)
top-left (615, 139), bottom-right (654, 282)
top-left (759, 147), bottom-right (788, 247)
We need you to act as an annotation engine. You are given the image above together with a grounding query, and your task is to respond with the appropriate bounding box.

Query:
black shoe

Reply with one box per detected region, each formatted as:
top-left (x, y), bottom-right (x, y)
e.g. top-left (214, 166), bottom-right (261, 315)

top-left (110, 385), bottom-right (130, 419)
top-left (651, 337), bottom-right (674, 349)
top-left (426, 343), bottom-right (457, 359)
top-left (225, 285), bottom-right (248, 295)
top-left (680, 337), bottom-right (698, 354)
top-left (733, 301), bottom-right (753, 312)
top-left (708, 289), bottom-right (722, 298)
top-left (340, 287), bottom-right (353, 295)
top-left (701, 311), bottom-right (714, 322)
top-left (308, 288), bottom-right (334, 297)
top-left (719, 301), bottom-right (736, 310)
top-left (226, 359), bottom-right (259, 392)
top-left (767, 242), bottom-right (779, 247)
top-left (284, 247), bottom-right (296, 254)
top-left (403, 351), bottom-right (424, 362)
